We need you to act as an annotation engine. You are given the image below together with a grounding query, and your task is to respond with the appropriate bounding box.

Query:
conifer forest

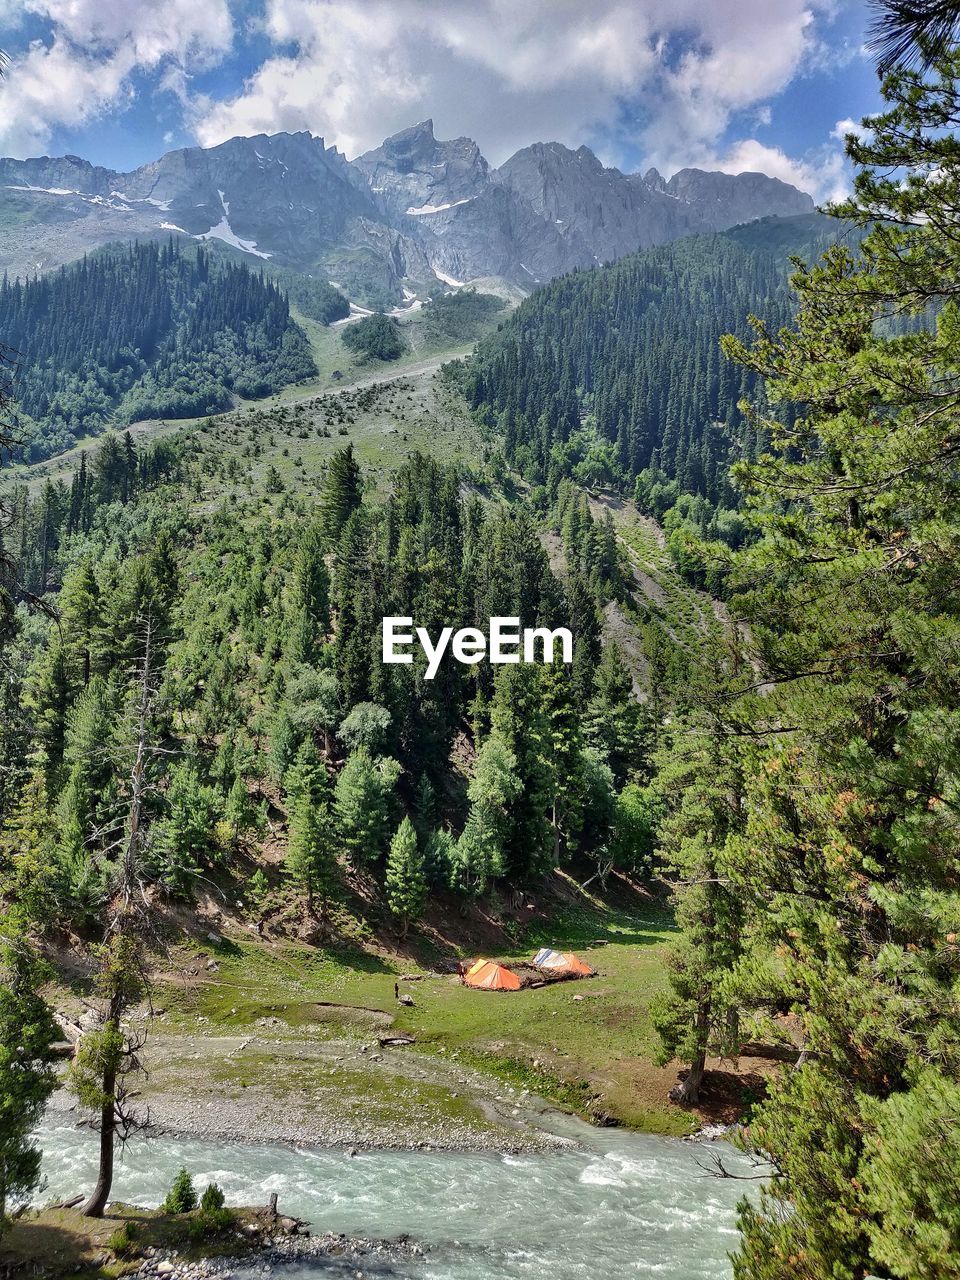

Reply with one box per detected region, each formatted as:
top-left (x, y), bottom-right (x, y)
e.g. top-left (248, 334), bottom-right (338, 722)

top-left (1, 6), bottom-right (960, 1280)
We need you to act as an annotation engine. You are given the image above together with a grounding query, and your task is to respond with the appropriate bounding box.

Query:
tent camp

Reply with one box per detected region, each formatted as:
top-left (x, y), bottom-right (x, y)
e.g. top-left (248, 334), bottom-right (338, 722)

top-left (533, 948), bottom-right (596, 978)
top-left (463, 958), bottom-right (521, 991)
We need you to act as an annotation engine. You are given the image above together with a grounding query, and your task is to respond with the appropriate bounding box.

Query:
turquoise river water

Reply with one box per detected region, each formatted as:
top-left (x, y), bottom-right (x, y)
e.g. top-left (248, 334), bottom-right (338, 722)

top-left (38, 1120), bottom-right (761, 1279)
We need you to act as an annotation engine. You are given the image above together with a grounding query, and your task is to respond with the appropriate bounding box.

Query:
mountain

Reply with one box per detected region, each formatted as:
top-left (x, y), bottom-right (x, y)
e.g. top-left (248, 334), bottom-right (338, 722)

top-left (351, 119), bottom-right (491, 221)
top-left (0, 132), bottom-right (431, 307)
top-left (0, 121), bottom-right (815, 303)
top-left (494, 142), bottom-right (814, 265)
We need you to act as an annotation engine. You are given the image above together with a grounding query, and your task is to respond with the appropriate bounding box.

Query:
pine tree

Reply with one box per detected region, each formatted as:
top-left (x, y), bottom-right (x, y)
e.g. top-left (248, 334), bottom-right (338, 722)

top-left (69, 609), bottom-right (163, 1221)
top-left (318, 444), bottom-right (362, 545)
top-left (712, 49), bottom-right (960, 1277)
top-left (0, 910), bottom-right (58, 1232)
top-left (284, 522), bottom-right (330, 665)
top-left (222, 774), bottom-right (254, 852)
top-left (152, 764), bottom-right (216, 895)
top-left (161, 1167), bottom-right (197, 1215)
top-left (284, 746), bottom-right (336, 918)
top-left (0, 774), bottom-right (61, 928)
top-left (412, 774), bottom-right (437, 836)
top-left (451, 730), bottom-right (520, 895)
top-left (650, 716), bottom-right (744, 1106)
top-left (269, 710), bottom-right (296, 786)
top-left (385, 816), bottom-right (426, 938)
top-left (59, 558), bottom-right (100, 689)
top-left (584, 641), bottom-right (650, 785)
top-left (56, 676), bottom-right (119, 919)
top-left (490, 666), bottom-right (555, 878)
top-left (333, 748), bottom-right (399, 867)
top-left (423, 827), bottom-right (454, 887)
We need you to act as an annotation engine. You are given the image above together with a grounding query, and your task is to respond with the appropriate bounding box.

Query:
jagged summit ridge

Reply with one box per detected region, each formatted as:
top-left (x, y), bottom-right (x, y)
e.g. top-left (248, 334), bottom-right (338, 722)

top-left (0, 123), bottom-right (815, 298)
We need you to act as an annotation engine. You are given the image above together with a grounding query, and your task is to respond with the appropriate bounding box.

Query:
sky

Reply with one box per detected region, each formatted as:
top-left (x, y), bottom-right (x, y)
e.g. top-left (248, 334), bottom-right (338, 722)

top-left (0, 0), bottom-right (883, 201)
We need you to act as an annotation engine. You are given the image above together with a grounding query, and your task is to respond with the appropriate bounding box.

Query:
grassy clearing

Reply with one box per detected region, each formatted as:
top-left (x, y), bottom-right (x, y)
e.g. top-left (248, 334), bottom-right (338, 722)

top-left (151, 889), bottom-right (692, 1137)
top-left (288, 297), bottom-right (494, 388)
top-left (0, 291), bottom-right (504, 499)
top-left (182, 367), bottom-right (486, 505)
top-left (609, 505), bottom-right (724, 649)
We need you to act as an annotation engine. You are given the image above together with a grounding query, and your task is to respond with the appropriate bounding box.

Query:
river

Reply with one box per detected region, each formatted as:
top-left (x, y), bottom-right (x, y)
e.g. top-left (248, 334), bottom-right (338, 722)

top-left (37, 1119), bottom-right (761, 1279)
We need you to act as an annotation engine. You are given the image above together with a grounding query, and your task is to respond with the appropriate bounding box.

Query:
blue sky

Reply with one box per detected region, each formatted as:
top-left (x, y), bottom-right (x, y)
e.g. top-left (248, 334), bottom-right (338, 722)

top-left (0, 1), bottom-right (883, 200)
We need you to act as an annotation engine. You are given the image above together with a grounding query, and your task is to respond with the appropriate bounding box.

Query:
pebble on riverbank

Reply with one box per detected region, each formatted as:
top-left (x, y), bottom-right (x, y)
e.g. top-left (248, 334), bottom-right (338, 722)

top-left (137, 1230), bottom-right (427, 1278)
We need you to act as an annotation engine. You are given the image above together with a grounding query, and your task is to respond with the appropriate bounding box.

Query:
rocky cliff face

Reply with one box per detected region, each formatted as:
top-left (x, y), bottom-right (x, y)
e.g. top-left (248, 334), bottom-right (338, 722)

top-left (495, 142), bottom-right (697, 264)
top-left (662, 167), bottom-right (816, 228)
top-left (0, 121), bottom-right (815, 299)
top-left (352, 119), bottom-right (490, 221)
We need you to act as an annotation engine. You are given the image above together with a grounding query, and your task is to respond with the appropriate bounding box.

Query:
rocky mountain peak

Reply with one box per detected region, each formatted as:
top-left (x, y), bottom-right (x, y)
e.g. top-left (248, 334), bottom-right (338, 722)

top-left (0, 121), bottom-right (818, 300)
top-left (664, 167), bottom-right (815, 220)
top-left (353, 120), bottom-right (489, 223)
top-left (382, 118), bottom-right (435, 149)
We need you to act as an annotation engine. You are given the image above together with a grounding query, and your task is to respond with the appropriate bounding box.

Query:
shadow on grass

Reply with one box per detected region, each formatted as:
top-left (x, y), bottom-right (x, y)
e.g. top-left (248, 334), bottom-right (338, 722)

top-left (206, 934), bottom-right (244, 958)
top-left (0, 1218), bottom-right (92, 1280)
top-left (324, 945), bottom-right (394, 975)
top-left (522, 917), bottom-right (671, 950)
top-left (519, 877), bottom-right (675, 951)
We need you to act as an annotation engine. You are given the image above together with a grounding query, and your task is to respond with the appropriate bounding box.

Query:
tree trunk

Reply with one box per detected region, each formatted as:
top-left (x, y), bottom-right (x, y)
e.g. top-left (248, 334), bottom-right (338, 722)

top-left (551, 801), bottom-right (561, 866)
top-left (676, 997), bottom-right (712, 1107)
top-left (676, 1050), bottom-right (706, 1107)
top-left (81, 1064), bottom-right (116, 1217)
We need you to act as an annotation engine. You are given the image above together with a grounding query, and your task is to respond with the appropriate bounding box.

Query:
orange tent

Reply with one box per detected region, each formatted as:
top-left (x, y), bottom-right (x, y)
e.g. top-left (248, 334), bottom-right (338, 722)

top-left (463, 958), bottom-right (521, 991)
top-left (533, 948), bottom-right (596, 977)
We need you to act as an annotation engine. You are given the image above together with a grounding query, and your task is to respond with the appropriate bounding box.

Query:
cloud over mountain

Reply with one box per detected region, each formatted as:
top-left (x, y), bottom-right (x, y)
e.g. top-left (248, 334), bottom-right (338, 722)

top-left (0, 0), bottom-right (865, 201)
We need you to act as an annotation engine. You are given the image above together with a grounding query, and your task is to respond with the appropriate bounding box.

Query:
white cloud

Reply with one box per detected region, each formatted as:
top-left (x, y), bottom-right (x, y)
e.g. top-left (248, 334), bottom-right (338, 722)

top-left (22, 0), bottom-right (232, 65)
top-left (0, 0), bottom-right (25, 29)
top-left (191, 0), bottom-right (839, 176)
top-left (832, 116), bottom-right (869, 141)
top-left (0, 0), bottom-right (859, 202)
top-left (0, 0), bottom-right (233, 156)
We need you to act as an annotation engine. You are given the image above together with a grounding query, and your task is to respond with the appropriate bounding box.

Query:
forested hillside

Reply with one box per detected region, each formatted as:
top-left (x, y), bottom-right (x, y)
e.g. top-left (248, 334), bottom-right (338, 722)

top-left (5, 11), bottom-right (960, 1274)
top-left (467, 213), bottom-right (834, 513)
top-left (0, 428), bottom-right (655, 928)
top-left (0, 241), bottom-right (316, 464)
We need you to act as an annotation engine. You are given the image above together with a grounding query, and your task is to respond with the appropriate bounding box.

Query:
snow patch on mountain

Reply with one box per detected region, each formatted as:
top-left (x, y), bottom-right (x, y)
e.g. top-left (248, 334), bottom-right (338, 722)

top-left (406, 198), bottom-right (473, 215)
top-left (433, 266), bottom-right (466, 287)
top-left (6, 182), bottom-right (77, 196)
top-left (196, 189), bottom-right (273, 259)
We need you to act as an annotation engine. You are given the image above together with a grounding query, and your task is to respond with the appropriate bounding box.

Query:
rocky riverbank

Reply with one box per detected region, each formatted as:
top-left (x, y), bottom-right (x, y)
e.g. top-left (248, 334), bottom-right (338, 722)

top-left (45, 1029), bottom-right (574, 1155)
top-left (136, 1230), bottom-right (427, 1279)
